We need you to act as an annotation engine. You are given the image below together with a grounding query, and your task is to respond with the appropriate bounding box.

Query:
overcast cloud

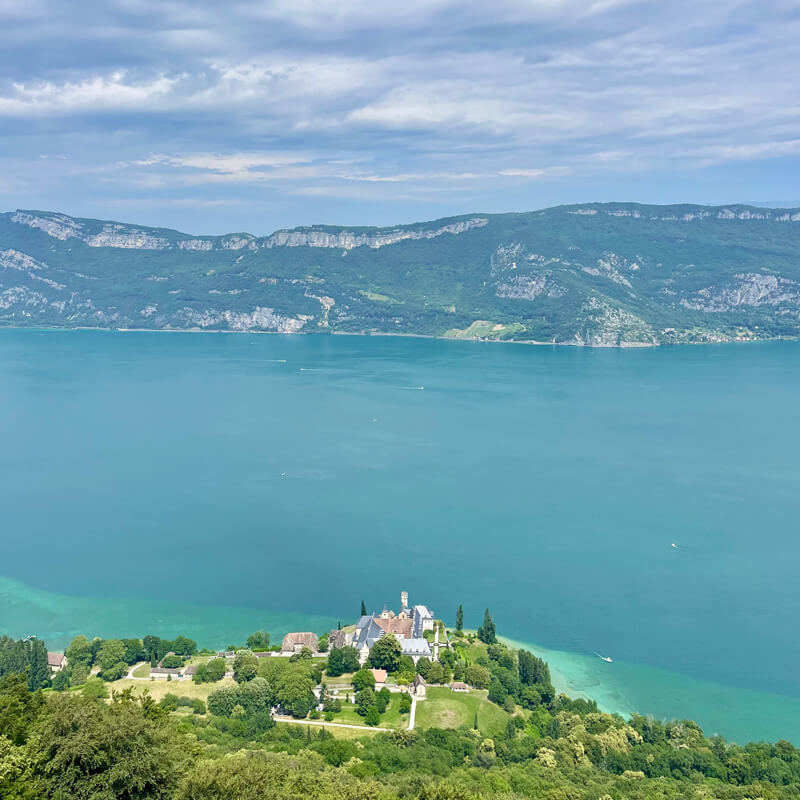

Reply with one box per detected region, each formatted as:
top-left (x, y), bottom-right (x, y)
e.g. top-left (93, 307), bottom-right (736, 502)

top-left (1, 0), bottom-right (798, 232)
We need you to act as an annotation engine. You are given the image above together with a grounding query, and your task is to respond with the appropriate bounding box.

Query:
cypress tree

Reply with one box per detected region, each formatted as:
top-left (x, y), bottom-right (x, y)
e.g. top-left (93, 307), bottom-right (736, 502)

top-left (473, 710), bottom-right (479, 730)
top-left (456, 604), bottom-right (464, 632)
top-left (360, 600), bottom-right (367, 616)
top-left (477, 609), bottom-right (496, 644)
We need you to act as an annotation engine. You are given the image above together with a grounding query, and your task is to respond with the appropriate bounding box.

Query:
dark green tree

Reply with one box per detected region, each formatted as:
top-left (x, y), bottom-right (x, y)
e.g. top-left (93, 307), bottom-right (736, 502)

top-left (477, 609), bottom-right (496, 644)
top-left (456, 604), bottom-right (464, 632)
top-left (65, 635), bottom-right (92, 667)
top-left (360, 600), bottom-right (367, 616)
top-left (326, 646), bottom-right (359, 677)
top-left (367, 635), bottom-right (401, 672)
top-left (233, 650), bottom-right (259, 683)
top-left (246, 630), bottom-right (271, 650)
top-left (351, 668), bottom-right (376, 692)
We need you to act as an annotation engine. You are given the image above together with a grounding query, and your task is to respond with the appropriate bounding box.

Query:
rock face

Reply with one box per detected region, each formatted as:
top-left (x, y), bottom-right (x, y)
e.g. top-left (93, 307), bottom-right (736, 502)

top-left (263, 218), bottom-right (488, 249)
top-left (1, 202), bottom-right (800, 344)
top-left (681, 273), bottom-right (800, 312)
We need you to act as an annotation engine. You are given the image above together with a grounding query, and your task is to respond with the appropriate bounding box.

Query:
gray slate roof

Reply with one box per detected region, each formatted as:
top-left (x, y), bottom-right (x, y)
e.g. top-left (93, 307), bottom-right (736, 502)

top-left (400, 638), bottom-right (431, 657)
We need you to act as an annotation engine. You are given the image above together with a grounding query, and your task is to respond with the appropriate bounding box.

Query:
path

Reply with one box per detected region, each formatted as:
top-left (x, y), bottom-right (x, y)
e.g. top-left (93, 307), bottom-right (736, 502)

top-left (408, 696), bottom-right (417, 730)
top-left (126, 662), bottom-right (148, 680)
top-left (273, 715), bottom-right (382, 732)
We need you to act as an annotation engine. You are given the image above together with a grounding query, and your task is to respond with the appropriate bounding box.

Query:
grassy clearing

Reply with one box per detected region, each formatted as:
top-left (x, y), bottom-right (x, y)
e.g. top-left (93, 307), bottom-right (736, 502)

top-left (415, 687), bottom-right (510, 736)
top-left (358, 289), bottom-right (402, 304)
top-left (105, 676), bottom-right (235, 703)
top-left (444, 320), bottom-right (527, 340)
top-left (132, 663), bottom-right (151, 678)
top-left (324, 672), bottom-right (355, 689)
top-left (324, 693), bottom-right (408, 730)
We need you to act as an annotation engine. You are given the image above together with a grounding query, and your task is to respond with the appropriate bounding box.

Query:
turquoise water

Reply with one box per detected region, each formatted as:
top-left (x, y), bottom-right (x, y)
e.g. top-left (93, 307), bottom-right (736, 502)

top-left (1, 329), bottom-right (800, 742)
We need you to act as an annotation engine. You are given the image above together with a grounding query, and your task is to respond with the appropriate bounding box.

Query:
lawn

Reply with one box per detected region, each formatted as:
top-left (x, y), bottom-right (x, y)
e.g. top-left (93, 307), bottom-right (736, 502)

top-left (414, 687), bottom-right (510, 736)
top-left (132, 663), bottom-right (151, 678)
top-left (105, 676), bottom-right (236, 703)
top-left (324, 693), bottom-right (409, 730)
top-left (324, 671), bottom-right (355, 689)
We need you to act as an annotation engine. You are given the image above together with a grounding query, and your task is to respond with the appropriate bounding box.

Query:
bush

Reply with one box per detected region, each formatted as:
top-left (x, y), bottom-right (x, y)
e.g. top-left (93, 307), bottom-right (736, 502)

top-left (465, 664), bottom-right (491, 690)
top-left (161, 655), bottom-right (183, 669)
top-left (399, 694), bottom-right (412, 714)
top-left (192, 699), bottom-right (206, 714)
top-left (81, 677), bottom-right (108, 700)
top-left (365, 705), bottom-right (380, 726)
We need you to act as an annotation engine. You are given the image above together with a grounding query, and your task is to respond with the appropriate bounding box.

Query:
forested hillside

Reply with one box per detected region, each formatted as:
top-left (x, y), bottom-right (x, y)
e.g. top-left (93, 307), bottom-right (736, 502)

top-left (1, 203), bottom-right (800, 346)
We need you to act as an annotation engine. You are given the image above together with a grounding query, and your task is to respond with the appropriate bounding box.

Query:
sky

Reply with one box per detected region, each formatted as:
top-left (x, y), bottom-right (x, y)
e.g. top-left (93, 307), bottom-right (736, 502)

top-left (1, 0), bottom-right (799, 234)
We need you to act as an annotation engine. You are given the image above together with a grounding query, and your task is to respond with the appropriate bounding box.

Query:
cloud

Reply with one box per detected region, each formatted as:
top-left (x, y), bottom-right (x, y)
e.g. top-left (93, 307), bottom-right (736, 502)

top-left (0, 0), bottom-right (798, 230)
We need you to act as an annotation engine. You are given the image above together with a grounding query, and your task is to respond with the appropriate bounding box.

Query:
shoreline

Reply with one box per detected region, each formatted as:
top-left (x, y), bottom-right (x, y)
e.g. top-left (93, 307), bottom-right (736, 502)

top-left (5, 575), bottom-right (800, 742)
top-left (0, 323), bottom-right (793, 349)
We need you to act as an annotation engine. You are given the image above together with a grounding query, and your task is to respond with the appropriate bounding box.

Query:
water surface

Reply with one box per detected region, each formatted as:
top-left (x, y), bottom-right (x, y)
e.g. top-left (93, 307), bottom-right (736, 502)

top-left (1, 329), bottom-right (799, 742)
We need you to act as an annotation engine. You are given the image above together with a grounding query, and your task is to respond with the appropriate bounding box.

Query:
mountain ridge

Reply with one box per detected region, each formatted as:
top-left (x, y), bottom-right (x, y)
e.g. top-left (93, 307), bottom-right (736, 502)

top-left (2, 202), bottom-right (800, 346)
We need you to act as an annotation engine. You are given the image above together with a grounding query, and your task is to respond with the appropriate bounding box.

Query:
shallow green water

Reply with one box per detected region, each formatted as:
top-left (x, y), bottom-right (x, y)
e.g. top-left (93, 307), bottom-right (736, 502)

top-left (1, 329), bottom-right (799, 742)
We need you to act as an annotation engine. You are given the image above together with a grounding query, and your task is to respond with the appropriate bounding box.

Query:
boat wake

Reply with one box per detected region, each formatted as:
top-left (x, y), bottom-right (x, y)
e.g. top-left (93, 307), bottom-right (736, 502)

top-left (593, 651), bottom-right (613, 663)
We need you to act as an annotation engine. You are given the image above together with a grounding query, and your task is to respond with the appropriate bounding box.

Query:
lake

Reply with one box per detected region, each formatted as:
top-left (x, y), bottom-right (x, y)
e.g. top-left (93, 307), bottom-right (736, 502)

top-left (1, 328), bottom-right (799, 742)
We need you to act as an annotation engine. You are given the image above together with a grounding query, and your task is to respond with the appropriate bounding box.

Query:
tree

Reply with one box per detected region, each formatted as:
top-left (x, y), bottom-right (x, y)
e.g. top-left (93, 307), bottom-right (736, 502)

top-left (477, 609), bottom-right (496, 644)
top-left (427, 662), bottom-right (444, 684)
top-left (70, 663), bottom-right (89, 687)
top-left (233, 650), bottom-right (259, 683)
top-left (0, 673), bottom-right (44, 746)
top-left (416, 657), bottom-right (432, 679)
top-left (326, 646), bottom-right (359, 677)
top-left (275, 665), bottom-right (316, 718)
top-left (28, 691), bottom-right (186, 799)
top-left (237, 677), bottom-right (273, 714)
top-left (122, 638), bottom-right (145, 665)
top-left (51, 670), bottom-right (70, 692)
top-left (142, 635), bottom-right (164, 664)
top-left (364, 705), bottom-right (380, 726)
top-left (65, 635), bottom-right (92, 667)
top-left (488, 677), bottom-right (507, 706)
top-left (26, 639), bottom-right (50, 691)
top-left (208, 685), bottom-right (239, 717)
top-left (317, 633), bottom-right (329, 653)
top-left (171, 636), bottom-right (197, 657)
top-left (203, 657), bottom-right (227, 683)
top-left (161, 654), bottom-right (183, 669)
top-left (355, 687), bottom-right (375, 716)
top-left (399, 693), bottom-right (412, 714)
top-left (360, 600), bottom-right (367, 616)
top-left (465, 664), bottom-right (491, 690)
top-left (376, 687), bottom-right (391, 713)
top-left (97, 639), bottom-right (127, 681)
top-left (367, 635), bottom-right (401, 672)
top-left (246, 631), bottom-right (271, 650)
top-left (456, 605), bottom-right (464, 632)
top-left (351, 668), bottom-right (376, 692)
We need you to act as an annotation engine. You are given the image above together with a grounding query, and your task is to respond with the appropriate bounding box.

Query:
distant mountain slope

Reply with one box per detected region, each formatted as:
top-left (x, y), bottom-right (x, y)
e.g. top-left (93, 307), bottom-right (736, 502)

top-left (1, 203), bottom-right (799, 345)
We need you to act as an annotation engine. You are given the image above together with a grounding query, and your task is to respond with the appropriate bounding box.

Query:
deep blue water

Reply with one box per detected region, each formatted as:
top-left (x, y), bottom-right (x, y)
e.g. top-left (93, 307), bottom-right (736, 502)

top-left (1, 329), bottom-right (799, 741)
